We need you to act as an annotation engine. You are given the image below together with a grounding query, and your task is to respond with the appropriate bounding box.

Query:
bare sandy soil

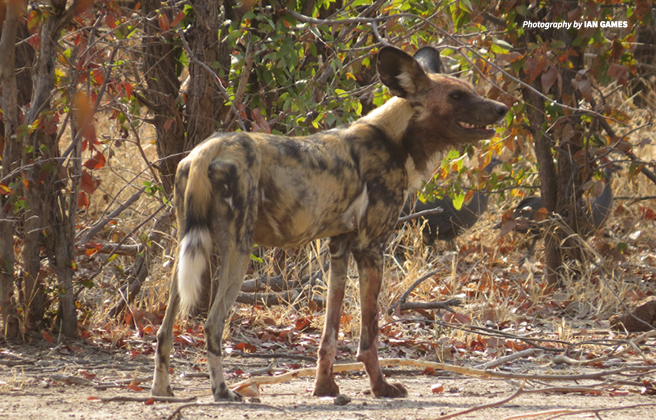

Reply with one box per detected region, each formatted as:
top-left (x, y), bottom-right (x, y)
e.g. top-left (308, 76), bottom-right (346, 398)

top-left (2, 341), bottom-right (655, 420)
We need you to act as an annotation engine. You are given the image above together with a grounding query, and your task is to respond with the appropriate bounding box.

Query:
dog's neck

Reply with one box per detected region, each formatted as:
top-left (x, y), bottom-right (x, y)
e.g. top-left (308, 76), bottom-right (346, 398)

top-left (358, 96), bottom-right (446, 193)
top-left (359, 97), bottom-right (415, 143)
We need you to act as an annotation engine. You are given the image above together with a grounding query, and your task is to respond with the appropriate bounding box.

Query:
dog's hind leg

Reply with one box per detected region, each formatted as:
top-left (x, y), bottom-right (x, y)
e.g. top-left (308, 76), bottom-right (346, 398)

top-left (353, 246), bottom-right (408, 398)
top-left (205, 247), bottom-right (252, 401)
top-left (152, 263), bottom-right (180, 396)
top-left (205, 157), bottom-right (259, 401)
top-left (313, 236), bottom-right (351, 397)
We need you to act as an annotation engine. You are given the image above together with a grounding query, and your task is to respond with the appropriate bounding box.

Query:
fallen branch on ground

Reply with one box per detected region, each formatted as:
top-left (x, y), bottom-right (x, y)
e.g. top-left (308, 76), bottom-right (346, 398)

top-left (100, 395), bottom-right (195, 403)
top-left (435, 381), bottom-right (525, 420)
top-left (394, 299), bottom-right (462, 313)
top-left (165, 401), bottom-right (287, 420)
top-left (502, 403), bottom-right (656, 420)
top-left (475, 348), bottom-right (540, 370)
top-left (232, 352), bottom-right (317, 363)
top-left (230, 358), bottom-right (654, 391)
top-left (388, 269), bottom-right (444, 315)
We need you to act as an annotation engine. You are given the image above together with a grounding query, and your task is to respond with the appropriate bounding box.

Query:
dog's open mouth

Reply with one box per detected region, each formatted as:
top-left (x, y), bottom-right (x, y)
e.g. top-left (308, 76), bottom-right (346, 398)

top-left (457, 121), bottom-right (496, 136)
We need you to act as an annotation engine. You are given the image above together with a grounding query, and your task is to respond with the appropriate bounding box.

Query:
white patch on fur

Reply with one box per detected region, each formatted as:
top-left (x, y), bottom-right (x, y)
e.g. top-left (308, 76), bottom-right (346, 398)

top-left (405, 157), bottom-right (424, 193)
top-left (360, 97), bottom-right (415, 142)
top-left (396, 72), bottom-right (416, 95)
top-left (405, 151), bottom-right (444, 193)
top-left (425, 152), bottom-right (444, 178)
top-left (224, 196), bottom-right (233, 209)
top-left (178, 228), bottom-right (212, 316)
top-left (343, 185), bottom-right (368, 230)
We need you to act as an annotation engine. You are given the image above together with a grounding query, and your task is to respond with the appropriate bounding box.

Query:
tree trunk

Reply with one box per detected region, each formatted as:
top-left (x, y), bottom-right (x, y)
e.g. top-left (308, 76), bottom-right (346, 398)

top-left (521, 4), bottom-right (591, 287)
top-left (0, 0), bottom-right (25, 340)
top-left (20, 1), bottom-right (78, 337)
top-left (553, 24), bottom-right (587, 270)
top-left (521, 79), bottom-right (561, 286)
top-left (185, 0), bottom-right (227, 146)
top-left (141, 0), bottom-right (186, 195)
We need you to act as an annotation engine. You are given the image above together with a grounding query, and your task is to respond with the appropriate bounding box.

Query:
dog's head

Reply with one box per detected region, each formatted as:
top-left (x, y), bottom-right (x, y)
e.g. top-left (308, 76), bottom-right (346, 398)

top-left (377, 46), bottom-right (507, 146)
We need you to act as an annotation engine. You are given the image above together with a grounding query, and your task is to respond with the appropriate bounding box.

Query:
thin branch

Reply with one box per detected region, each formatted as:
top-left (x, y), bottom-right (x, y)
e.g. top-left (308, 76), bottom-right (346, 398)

top-left (475, 348), bottom-right (540, 370)
top-left (76, 188), bottom-right (145, 245)
top-left (434, 382), bottom-right (525, 420)
top-left (502, 403), bottom-right (656, 420)
top-left (231, 352), bottom-right (317, 363)
top-left (75, 243), bottom-right (144, 256)
top-left (397, 207), bottom-right (444, 224)
top-left (394, 299), bottom-right (462, 313)
top-left (165, 402), bottom-right (287, 420)
top-left (388, 269), bottom-right (441, 315)
top-left (100, 395), bottom-right (195, 403)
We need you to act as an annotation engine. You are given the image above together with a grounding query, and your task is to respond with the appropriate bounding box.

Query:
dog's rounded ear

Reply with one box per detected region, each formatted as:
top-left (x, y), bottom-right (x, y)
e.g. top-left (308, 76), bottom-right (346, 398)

top-left (377, 46), bottom-right (430, 98)
top-left (413, 46), bottom-right (443, 74)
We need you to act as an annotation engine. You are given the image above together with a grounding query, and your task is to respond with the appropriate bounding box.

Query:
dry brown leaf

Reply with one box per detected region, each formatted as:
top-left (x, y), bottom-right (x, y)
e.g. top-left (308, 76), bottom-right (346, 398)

top-left (431, 383), bottom-right (444, 394)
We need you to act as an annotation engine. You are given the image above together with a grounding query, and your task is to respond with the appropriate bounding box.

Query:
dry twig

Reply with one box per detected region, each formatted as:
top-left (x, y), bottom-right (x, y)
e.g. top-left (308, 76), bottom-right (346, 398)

top-left (165, 401), bottom-right (287, 420)
top-left (434, 381), bottom-right (525, 420)
top-left (501, 403), bottom-right (656, 420)
top-left (475, 348), bottom-right (540, 370)
top-left (100, 395), bottom-right (195, 403)
top-left (230, 358), bottom-right (653, 390)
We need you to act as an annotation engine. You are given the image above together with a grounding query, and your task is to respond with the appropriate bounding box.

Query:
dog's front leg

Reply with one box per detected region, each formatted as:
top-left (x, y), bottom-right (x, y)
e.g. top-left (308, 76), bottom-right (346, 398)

top-left (353, 247), bottom-right (408, 398)
top-left (313, 238), bottom-right (350, 396)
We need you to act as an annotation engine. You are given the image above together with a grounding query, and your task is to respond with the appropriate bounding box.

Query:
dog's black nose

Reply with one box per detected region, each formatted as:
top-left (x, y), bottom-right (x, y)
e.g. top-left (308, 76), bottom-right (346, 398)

top-left (495, 103), bottom-right (508, 116)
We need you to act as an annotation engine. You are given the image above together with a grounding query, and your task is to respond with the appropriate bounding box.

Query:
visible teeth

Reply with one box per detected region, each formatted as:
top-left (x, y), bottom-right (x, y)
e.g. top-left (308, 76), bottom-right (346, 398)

top-left (458, 121), bottom-right (490, 130)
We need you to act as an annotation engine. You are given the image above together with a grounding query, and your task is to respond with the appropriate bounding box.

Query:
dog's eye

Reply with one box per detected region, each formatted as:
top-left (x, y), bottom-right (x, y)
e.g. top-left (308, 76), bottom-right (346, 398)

top-left (449, 92), bottom-right (465, 100)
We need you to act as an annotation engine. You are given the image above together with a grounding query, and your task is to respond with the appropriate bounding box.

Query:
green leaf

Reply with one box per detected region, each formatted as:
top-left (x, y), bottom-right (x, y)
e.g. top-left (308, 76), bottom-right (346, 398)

top-left (446, 149), bottom-right (461, 160)
top-left (491, 43), bottom-right (508, 54)
top-left (493, 38), bottom-right (514, 51)
top-left (452, 193), bottom-right (465, 211)
top-left (551, 40), bottom-right (566, 49)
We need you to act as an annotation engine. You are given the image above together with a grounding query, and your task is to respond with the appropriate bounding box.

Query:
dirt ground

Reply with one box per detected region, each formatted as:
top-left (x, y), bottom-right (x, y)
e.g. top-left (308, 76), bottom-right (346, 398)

top-left (2, 341), bottom-right (655, 420)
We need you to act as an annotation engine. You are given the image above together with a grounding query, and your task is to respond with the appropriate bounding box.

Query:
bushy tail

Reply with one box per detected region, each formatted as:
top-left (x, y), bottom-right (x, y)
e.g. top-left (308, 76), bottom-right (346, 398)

top-left (177, 153), bottom-right (214, 316)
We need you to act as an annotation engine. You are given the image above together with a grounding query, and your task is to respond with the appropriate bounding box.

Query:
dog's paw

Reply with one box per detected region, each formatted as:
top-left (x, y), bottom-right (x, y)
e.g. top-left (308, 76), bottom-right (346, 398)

top-left (372, 381), bottom-right (408, 398)
top-left (214, 388), bottom-right (243, 402)
top-left (152, 383), bottom-right (174, 397)
top-left (213, 382), bottom-right (244, 401)
top-left (312, 377), bottom-right (340, 397)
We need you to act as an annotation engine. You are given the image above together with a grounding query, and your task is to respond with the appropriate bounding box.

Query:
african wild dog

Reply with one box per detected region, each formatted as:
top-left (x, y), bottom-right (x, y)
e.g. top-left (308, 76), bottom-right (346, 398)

top-left (152, 46), bottom-right (508, 401)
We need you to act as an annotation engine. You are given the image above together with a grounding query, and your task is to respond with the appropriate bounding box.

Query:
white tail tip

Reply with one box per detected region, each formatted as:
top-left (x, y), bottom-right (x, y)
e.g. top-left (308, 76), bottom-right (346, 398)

top-left (177, 228), bottom-right (212, 316)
